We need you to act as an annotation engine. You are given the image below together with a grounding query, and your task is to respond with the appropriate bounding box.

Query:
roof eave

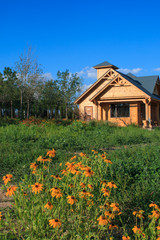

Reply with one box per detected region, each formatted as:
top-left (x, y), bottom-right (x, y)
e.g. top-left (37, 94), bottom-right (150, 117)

top-left (93, 65), bottom-right (118, 70)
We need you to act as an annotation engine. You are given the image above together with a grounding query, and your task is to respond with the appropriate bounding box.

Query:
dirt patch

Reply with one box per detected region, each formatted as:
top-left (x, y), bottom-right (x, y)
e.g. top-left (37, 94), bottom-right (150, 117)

top-left (0, 202), bottom-right (12, 208)
top-left (0, 187), bottom-right (13, 209)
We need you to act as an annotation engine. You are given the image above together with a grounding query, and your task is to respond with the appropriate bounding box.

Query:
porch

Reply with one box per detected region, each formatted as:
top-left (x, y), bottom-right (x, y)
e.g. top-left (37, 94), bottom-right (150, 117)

top-left (96, 98), bottom-right (160, 128)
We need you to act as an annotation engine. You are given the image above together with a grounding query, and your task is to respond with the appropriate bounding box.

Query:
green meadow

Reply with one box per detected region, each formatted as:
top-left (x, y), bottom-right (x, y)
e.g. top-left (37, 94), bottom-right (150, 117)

top-left (1, 119), bottom-right (160, 239)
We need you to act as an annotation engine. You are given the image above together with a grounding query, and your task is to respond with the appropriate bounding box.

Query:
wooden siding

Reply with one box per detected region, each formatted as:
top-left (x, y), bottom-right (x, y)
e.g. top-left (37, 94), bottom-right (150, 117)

top-left (77, 65), bottom-right (160, 127)
top-left (99, 83), bottom-right (147, 100)
top-left (97, 68), bottom-right (110, 79)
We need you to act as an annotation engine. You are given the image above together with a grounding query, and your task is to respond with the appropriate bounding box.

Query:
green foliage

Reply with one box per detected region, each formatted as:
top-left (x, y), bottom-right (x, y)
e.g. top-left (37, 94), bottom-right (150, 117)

top-left (1, 121), bottom-right (160, 239)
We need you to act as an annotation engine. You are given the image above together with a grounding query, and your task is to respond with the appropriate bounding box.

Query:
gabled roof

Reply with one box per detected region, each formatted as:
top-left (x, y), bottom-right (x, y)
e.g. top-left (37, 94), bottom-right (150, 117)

top-left (126, 73), bottom-right (159, 94)
top-left (90, 71), bottom-right (160, 102)
top-left (74, 68), bottom-right (111, 104)
top-left (119, 72), bottom-right (160, 101)
top-left (93, 61), bottom-right (118, 70)
top-left (74, 61), bottom-right (160, 104)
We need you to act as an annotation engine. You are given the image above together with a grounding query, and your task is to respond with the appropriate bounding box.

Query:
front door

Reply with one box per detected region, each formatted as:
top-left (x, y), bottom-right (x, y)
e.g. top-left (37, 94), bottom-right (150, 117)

top-left (84, 106), bottom-right (93, 120)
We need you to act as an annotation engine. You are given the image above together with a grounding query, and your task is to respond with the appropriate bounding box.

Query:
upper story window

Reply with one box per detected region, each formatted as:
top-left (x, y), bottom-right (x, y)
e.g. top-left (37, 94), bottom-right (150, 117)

top-left (111, 103), bottom-right (130, 118)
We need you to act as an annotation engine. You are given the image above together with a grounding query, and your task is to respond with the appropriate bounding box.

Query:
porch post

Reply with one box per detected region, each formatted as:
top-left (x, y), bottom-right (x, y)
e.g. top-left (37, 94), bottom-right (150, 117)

top-left (96, 103), bottom-right (98, 120)
top-left (103, 107), bottom-right (106, 120)
top-left (97, 102), bottom-right (101, 120)
top-left (145, 101), bottom-right (149, 121)
top-left (98, 103), bottom-right (102, 120)
top-left (148, 103), bottom-right (152, 128)
top-left (143, 99), bottom-right (149, 128)
top-left (157, 103), bottom-right (159, 124)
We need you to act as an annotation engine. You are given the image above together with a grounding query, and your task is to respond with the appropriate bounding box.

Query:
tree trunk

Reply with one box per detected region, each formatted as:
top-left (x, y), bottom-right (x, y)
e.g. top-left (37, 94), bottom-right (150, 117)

top-left (27, 99), bottom-right (29, 119)
top-left (47, 108), bottom-right (49, 119)
top-left (20, 89), bottom-right (23, 120)
top-left (11, 100), bottom-right (13, 119)
top-left (66, 105), bottom-right (68, 120)
top-left (50, 108), bottom-right (53, 119)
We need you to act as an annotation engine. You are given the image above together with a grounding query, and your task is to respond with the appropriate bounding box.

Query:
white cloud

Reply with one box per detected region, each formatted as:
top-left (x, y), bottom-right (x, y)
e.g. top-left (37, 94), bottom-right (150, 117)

top-left (118, 68), bottom-right (142, 74)
top-left (81, 84), bottom-right (92, 92)
top-left (42, 72), bottom-right (53, 80)
top-left (77, 66), bottom-right (97, 79)
top-left (154, 68), bottom-right (160, 71)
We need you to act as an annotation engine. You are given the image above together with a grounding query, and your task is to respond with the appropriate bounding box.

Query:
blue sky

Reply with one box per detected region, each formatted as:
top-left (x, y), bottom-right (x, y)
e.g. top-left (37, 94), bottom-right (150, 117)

top-left (1, 0), bottom-right (160, 86)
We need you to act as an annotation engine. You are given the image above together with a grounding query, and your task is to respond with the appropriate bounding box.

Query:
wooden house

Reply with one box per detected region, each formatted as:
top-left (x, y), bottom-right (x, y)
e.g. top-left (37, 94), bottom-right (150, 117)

top-left (74, 61), bottom-right (160, 128)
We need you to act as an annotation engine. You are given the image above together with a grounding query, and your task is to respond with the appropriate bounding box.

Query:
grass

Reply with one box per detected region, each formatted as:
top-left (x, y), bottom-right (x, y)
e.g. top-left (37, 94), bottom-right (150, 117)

top-left (1, 120), bottom-right (160, 181)
top-left (1, 119), bottom-right (160, 239)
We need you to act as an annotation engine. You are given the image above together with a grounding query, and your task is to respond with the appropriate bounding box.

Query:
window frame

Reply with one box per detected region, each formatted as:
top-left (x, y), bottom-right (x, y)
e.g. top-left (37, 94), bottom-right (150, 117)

top-left (110, 103), bottom-right (130, 118)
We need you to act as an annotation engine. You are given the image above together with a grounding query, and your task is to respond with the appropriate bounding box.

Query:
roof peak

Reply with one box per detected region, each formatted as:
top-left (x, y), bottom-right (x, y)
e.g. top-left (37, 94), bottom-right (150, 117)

top-left (93, 61), bottom-right (118, 69)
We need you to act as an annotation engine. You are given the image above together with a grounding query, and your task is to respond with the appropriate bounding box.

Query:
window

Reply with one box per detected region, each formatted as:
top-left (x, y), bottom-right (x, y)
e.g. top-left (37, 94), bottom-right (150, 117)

top-left (141, 103), bottom-right (146, 120)
top-left (111, 103), bottom-right (130, 118)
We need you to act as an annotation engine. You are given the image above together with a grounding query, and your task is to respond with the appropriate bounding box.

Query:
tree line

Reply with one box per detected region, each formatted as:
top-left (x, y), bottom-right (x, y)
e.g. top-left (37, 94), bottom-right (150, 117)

top-left (0, 48), bottom-right (82, 119)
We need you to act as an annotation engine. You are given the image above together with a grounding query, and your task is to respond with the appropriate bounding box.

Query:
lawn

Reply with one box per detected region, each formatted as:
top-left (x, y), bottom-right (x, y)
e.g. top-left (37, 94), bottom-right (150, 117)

top-left (0, 119), bottom-right (160, 239)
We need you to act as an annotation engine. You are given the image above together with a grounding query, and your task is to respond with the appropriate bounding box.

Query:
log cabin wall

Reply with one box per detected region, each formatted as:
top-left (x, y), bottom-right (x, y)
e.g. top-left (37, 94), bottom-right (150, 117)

top-left (75, 61), bottom-right (160, 128)
top-left (99, 102), bottom-right (139, 126)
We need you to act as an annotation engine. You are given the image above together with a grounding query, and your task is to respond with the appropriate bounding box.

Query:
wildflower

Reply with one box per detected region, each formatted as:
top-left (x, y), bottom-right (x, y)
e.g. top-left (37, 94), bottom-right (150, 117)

top-left (88, 184), bottom-right (93, 189)
top-left (76, 162), bottom-right (85, 170)
top-left (79, 190), bottom-right (93, 198)
top-left (37, 155), bottom-right (44, 162)
top-left (101, 180), bottom-right (108, 186)
top-left (83, 167), bottom-right (94, 177)
top-left (122, 236), bottom-right (130, 240)
top-left (157, 226), bottom-right (160, 230)
top-left (32, 169), bottom-right (37, 174)
top-left (68, 184), bottom-right (74, 188)
top-left (104, 211), bottom-right (115, 219)
top-left (65, 162), bottom-right (76, 174)
top-left (80, 182), bottom-right (86, 188)
top-left (6, 186), bottom-right (17, 197)
top-left (79, 152), bottom-right (86, 157)
top-left (74, 169), bottom-right (81, 175)
top-left (149, 210), bottom-right (160, 219)
top-left (149, 203), bottom-right (160, 210)
top-left (92, 150), bottom-right (98, 154)
top-left (100, 203), bottom-right (110, 209)
top-left (30, 162), bottom-right (38, 170)
top-left (59, 163), bottom-right (62, 166)
top-left (44, 202), bottom-right (53, 210)
top-left (101, 153), bottom-right (106, 159)
top-left (67, 196), bottom-right (77, 205)
top-left (3, 174), bottom-right (13, 185)
top-left (31, 183), bottom-right (43, 194)
top-left (70, 156), bottom-right (76, 161)
top-left (44, 165), bottom-right (48, 170)
top-left (87, 200), bottom-right (94, 207)
top-left (37, 156), bottom-right (51, 163)
top-left (51, 174), bottom-right (62, 180)
top-left (97, 216), bottom-right (108, 225)
top-left (0, 212), bottom-right (2, 220)
top-left (109, 224), bottom-right (118, 230)
top-left (49, 218), bottom-right (61, 228)
top-left (106, 182), bottom-right (117, 188)
top-left (110, 203), bottom-right (120, 212)
top-left (133, 210), bottom-right (144, 219)
top-left (50, 187), bottom-right (62, 198)
top-left (47, 149), bottom-right (56, 158)
top-left (61, 169), bottom-right (68, 176)
top-left (104, 159), bottom-right (112, 164)
top-left (132, 226), bottom-right (142, 234)
top-left (101, 187), bottom-right (110, 197)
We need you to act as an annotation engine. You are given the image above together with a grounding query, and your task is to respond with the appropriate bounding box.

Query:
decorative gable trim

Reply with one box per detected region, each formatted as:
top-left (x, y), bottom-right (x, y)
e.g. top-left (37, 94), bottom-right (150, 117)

top-left (89, 72), bottom-right (150, 102)
top-left (74, 68), bottom-right (114, 104)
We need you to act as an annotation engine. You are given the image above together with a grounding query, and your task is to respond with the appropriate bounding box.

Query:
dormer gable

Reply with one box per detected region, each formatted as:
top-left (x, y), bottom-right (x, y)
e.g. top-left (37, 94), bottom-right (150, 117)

top-left (93, 61), bottom-right (118, 79)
